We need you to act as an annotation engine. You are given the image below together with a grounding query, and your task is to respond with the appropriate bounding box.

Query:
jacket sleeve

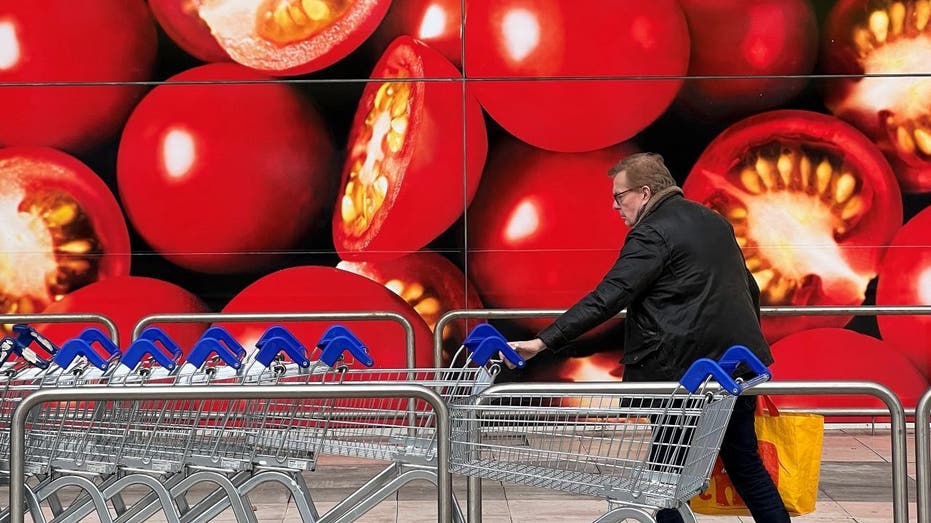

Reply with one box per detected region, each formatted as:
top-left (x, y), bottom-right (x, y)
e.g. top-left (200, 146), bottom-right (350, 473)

top-left (536, 225), bottom-right (668, 352)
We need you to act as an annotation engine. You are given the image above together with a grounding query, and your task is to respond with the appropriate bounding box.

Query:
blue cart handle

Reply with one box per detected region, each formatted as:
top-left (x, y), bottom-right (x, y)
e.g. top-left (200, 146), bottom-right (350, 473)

top-left (679, 345), bottom-right (772, 395)
top-left (186, 327), bottom-right (246, 369)
top-left (121, 327), bottom-right (183, 371)
top-left (317, 325), bottom-right (373, 368)
top-left (255, 326), bottom-right (311, 368)
top-left (54, 328), bottom-right (121, 371)
top-left (461, 324), bottom-right (525, 368)
top-left (12, 324), bottom-right (59, 358)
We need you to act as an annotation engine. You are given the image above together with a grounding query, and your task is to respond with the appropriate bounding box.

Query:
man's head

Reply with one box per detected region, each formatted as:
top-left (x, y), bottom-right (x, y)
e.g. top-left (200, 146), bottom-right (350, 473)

top-left (608, 152), bottom-right (677, 227)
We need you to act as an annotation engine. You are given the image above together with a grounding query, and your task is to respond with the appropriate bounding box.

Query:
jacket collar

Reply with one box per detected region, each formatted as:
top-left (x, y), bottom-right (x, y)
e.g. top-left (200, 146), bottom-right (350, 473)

top-left (631, 186), bottom-right (683, 229)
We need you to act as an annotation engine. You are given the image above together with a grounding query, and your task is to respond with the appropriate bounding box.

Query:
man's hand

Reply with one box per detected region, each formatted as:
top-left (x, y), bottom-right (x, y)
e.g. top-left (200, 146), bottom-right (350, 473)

top-left (503, 338), bottom-right (547, 368)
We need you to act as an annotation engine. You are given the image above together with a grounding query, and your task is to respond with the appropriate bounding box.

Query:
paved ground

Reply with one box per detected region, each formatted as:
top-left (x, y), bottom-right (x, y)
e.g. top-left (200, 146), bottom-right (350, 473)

top-left (4, 427), bottom-right (918, 522)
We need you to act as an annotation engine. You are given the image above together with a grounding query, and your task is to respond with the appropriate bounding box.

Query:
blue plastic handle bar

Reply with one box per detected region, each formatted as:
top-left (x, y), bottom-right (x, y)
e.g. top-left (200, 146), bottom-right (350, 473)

top-left (461, 323), bottom-right (525, 368)
top-left (11, 324), bottom-right (59, 357)
top-left (255, 326), bottom-right (310, 368)
top-left (53, 328), bottom-right (121, 370)
top-left (186, 327), bottom-right (246, 369)
top-left (678, 345), bottom-right (772, 395)
top-left (317, 325), bottom-right (373, 368)
top-left (121, 328), bottom-right (183, 371)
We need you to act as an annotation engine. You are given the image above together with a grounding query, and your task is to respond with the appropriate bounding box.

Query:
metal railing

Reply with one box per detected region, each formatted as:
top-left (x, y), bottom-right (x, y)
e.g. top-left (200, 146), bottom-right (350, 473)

top-left (7, 383), bottom-right (453, 523)
top-left (916, 387), bottom-right (931, 523)
top-left (1, 313), bottom-right (119, 345)
top-left (434, 305), bottom-right (931, 368)
top-left (134, 311), bottom-right (417, 368)
top-left (463, 380), bottom-right (908, 523)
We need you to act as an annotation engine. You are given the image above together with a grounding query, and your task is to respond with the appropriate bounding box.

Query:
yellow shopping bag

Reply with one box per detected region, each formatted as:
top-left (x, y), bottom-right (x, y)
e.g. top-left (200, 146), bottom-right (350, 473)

top-left (691, 396), bottom-right (824, 516)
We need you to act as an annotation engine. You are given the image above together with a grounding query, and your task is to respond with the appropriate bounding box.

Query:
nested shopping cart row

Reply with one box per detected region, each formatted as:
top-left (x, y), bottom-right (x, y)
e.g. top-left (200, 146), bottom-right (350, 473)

top-left (1, 319), bottom-right (770, 523)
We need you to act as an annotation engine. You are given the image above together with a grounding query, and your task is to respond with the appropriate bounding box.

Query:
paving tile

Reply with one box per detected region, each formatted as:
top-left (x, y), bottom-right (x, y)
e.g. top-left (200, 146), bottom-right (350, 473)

top-left (819, 435), bottom-right (886, 462)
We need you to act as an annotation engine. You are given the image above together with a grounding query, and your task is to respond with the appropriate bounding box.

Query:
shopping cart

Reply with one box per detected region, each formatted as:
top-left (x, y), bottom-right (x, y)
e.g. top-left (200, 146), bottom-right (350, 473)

top-left (449, 345), bottom-right (772, 523)
top-left (1, 321), bottom-right (524, 523)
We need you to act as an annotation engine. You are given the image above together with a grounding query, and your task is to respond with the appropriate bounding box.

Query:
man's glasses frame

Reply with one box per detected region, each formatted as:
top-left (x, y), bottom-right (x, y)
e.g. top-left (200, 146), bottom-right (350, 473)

top-left (613, 187), bottom-right (641, 205)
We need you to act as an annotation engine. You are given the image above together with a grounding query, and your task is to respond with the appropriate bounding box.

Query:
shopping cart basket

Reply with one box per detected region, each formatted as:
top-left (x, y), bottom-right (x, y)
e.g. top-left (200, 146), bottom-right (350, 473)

top-left (449, 345), bottom-right (772, 523)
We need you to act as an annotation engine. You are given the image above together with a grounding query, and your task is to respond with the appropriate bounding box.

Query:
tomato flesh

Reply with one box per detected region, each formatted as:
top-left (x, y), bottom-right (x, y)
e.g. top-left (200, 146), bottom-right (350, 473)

top-left (337, 250), bottom-right (482, 362)
top-left (333, 36), bottom-right (486, 261)
top-left (684, 110), bottom-right (903, 342)
top-left (198, 0), bottom-right (392, 75)
top-left (0, 147), bottom-right (130, 318)
top-left (822, 0), bottom-right (931, 192)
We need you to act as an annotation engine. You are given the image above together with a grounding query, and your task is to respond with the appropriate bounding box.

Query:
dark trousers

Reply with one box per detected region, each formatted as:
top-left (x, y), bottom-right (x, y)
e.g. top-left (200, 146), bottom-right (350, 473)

top-left (655, 394), bottom-right (790, 522)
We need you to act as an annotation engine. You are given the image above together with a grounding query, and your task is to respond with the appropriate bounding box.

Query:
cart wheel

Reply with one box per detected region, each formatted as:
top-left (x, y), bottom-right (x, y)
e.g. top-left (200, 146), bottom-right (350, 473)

top-left (593, 506), bottom-right (655, 523)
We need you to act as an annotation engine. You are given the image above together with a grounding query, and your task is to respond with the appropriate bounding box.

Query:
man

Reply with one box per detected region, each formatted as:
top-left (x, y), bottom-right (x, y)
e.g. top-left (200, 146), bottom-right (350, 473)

top-left (509, 153), bottom-right (789, 523)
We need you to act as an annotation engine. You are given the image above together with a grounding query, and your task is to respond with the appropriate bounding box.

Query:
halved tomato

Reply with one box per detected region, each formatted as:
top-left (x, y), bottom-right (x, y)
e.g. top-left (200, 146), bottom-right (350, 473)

top-left (683, 110), bottom-right (903, 342)
top-left (337, 249), bottom-right (482, 362)
top-left (821, 0), bottom-right (931, 192)
top-left (0, 147), bottom-right (130, 318)
top-left (149, 0), bottom-right (231, 62)
top-left (333, 36), bottom-right (487, 261)
top-left (198, 0), bottom-right (392, 75)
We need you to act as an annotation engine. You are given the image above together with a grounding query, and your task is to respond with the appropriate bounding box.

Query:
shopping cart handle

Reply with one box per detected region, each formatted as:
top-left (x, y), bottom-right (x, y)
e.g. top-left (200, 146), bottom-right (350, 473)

top-left (1, 337), bottom-right (19, 365)
top-left (317, 325), bottom-right (373, 368)
top-left (715, 345), bottom-right (771, 379)
top-left (12, 324), bottom-right (59, 358)
top-left (255, 326), bottom-right (311, 367)
top-left (54, 328), bottom-right (121, 370)
top-left (121, 328), bottom-right (183, 371)
top-left (461, 324), bottom-right (525, 368)
top-left (679, 346), bottom-right (771, 395)
top-left (186, 327), bottom-right (246, 369)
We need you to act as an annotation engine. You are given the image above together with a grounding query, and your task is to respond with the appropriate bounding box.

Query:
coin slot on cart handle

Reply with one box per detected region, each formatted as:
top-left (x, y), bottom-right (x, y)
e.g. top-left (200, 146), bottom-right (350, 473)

top-left (679, 345), bottom-right (772, 395)
top-left (55, 328), bottom-right (121, 371)
top-left (255, 326), bottom-right (311, 368)
top-left (186, 327), bottom-right (247, 369)
top-left (317, 325), bottom-right (373, 368)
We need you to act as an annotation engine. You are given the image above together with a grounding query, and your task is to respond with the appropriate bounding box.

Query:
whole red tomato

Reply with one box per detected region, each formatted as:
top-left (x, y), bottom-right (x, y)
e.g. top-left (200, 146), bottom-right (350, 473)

top-left (369, 0), bottom-right (462, 67)
top-left (337, 249), bottom-right (482, 362)
top-left (197, 0), bottom-right (392, 75)
top-left (676, 0), bottom-right (818, 120)
top-left (36, 276), bottom-right (209, 353)
top-left (464, 0), bottom-right (690, 152)
top-left (876, 206), bottom-right (931, 378)
top-left (219, 266), bottom-right (434, 368)
top-left (467, 138), bottom-right (635, 334)
top-left (333, 36), bottom-right (487, 261)
top-left (148, 0), bottom-right (230, 62)
top-left (0, 147), bottom-right (130, 318)
top-left (117, 63), bottom-right (335, 274)
top-left (683, 110), bottom-right (902, 342)
top-left (770, 328), bottom-right (928, 410)
top-left (820, 0), bottom-right (931, 192)
top-left (0, 0), bottom-right (157, 152)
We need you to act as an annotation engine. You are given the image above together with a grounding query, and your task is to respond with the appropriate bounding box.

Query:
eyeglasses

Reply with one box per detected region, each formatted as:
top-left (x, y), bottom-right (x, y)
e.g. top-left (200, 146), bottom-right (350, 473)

top-left (613, 187), bottom-right (639, 205)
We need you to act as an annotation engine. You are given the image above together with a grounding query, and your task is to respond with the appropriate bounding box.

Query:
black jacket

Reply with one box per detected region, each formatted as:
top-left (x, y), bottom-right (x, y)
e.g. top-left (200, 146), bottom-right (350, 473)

top-left (537, 190), bottom-right (774, 381)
